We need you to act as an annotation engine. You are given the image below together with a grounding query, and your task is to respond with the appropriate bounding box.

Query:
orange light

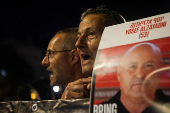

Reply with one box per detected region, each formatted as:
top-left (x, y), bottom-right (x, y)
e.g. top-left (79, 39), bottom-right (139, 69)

top-left (31, 92), bottom-right (36, 100)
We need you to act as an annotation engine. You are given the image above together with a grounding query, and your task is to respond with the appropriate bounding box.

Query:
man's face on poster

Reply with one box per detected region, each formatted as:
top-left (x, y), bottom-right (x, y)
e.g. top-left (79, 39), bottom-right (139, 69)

top-left (117, 44), bottom-right (162, 99)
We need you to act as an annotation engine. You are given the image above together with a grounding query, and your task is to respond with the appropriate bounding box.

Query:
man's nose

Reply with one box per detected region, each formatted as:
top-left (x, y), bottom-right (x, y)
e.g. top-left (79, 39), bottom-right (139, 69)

top-left (75, 35), bottom-right (87, 49)
top-left (41, 56), bottom-right (50, 66)
top-left (136, 67), bottom-right (147, 79)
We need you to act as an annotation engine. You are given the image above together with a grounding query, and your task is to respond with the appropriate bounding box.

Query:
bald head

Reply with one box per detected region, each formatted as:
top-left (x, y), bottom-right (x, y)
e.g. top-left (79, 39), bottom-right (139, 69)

top-left (120, 42), bottom-right (162, 69)
top-left (55, 27), bottom-right (78, 50)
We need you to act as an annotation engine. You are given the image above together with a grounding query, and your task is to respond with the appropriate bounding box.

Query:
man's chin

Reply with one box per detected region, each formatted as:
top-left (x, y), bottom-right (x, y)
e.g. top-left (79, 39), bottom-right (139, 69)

top-left (50, 82), bottom-right (54, 86)
top-left (50, 81), bottom-right (57, 87)
top-left (82, 67), bottom-right (93, 77)
top-left (130, 90), bottom-right (146, 99)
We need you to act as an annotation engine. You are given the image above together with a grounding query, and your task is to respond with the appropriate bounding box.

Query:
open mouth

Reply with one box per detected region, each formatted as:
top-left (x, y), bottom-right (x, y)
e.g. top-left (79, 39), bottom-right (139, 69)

top-left (49, 71), bottom-right (54, 80)
top-left (47, 69), bottom-right (53, 77)
top-left (81, 54), bottom-right (90, 61)
top-left (81, 54), bottom-right (91, 65)
top-left (48, 70), bottom-right (53, 74)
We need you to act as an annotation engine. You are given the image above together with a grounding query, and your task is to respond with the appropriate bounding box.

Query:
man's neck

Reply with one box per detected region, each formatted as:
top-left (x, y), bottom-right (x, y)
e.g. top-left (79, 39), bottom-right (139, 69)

top-left (73, 66), bottom-right (86, 80)
top-left (120, 94), bottom-right (154, 113)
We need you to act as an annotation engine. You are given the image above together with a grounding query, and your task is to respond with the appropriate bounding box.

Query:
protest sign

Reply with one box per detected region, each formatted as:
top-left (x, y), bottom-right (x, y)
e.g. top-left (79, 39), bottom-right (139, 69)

top-left (90, 12), bottom-right (170, 113)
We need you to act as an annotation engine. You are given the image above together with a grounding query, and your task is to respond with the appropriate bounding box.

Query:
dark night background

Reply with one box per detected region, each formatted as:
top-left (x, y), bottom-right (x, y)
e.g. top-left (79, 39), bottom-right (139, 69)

top-left (0, 0), bottom-right (170, 101)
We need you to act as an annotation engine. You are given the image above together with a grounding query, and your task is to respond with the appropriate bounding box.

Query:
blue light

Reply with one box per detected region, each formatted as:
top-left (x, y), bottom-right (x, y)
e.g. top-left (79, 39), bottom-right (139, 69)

top-left (0, 69), bottom-right (7, 77)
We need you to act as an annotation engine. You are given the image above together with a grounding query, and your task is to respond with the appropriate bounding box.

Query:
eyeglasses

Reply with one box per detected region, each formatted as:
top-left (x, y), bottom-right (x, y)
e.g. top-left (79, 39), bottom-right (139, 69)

top-left (45, 50), bottom-right (72, 61)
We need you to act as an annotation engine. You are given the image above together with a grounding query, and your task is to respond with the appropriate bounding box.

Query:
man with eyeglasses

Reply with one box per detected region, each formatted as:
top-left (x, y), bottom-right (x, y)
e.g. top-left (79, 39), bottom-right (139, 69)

top-left (41, 28), bottom-right (87, 88)
top-left (61, 5), bottom-right (126, 99)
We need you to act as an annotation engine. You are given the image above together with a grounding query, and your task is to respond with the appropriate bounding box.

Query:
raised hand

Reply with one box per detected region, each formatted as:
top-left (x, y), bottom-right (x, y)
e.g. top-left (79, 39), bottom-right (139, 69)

top-left (60, 77), bottom-right (92, 99)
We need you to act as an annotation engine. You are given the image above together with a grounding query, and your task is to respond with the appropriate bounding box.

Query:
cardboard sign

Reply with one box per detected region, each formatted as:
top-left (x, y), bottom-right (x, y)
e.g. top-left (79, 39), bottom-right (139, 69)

top-left (90, 12), bottom-right (170, 113)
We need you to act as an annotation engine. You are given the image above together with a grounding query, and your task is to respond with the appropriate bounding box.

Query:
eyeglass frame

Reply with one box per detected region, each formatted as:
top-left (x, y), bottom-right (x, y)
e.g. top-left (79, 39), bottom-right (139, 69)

top-left (45, 50), bottom-right (72, 61)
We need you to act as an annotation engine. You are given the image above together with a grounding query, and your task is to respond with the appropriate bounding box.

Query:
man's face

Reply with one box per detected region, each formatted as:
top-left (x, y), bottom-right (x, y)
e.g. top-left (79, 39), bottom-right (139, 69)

top-left (118, 45), bottom-right (161, 99)
top-left (42, 33), bottom-right (72, 86)
top-left (76, 14), bottom-right (104, 76)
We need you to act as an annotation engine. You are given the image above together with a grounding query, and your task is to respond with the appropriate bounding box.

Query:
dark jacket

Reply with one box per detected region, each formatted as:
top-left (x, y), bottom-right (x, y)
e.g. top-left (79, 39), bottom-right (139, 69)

top-left (101, 89), bottom-right (170, 113)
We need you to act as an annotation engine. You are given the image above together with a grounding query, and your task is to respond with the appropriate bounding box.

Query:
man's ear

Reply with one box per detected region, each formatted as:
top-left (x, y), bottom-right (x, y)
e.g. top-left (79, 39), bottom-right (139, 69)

top-left (70, 49), bottom-right (79, 64)
top-left (117, 66), bottom-right (121, 82)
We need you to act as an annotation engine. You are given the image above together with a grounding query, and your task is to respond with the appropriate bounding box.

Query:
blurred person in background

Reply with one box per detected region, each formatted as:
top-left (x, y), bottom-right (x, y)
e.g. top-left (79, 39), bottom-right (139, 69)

top-left (16, 83), bottom-right (41, 101)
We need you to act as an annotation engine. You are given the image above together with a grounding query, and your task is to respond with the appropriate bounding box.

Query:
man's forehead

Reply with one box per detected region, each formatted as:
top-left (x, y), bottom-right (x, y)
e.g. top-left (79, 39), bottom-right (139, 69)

top-left (124, 44), bottom-right (154, 56)
top-left (121, 46), bottom-right (160, 65)
top-left (79, 14), bottom-right (104, 31)
top-left (125, 46), bottom-right (155, 58)
top-left (47, 33), bottom-right (65, 50)
top-left (77, 27), bottom-right (95, 34)
top-left (121, 55), bottom-right (155, 67)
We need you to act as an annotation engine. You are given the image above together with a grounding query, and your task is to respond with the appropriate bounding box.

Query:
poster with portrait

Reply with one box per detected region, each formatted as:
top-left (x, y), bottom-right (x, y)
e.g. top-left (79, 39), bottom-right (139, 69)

top-left (90, 12), bottom-right (170, 113)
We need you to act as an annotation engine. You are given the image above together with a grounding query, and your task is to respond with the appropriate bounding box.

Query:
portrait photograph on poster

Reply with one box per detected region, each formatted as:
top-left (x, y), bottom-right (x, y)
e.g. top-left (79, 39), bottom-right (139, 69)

top-left (90, 12), bottom-right (170, 113)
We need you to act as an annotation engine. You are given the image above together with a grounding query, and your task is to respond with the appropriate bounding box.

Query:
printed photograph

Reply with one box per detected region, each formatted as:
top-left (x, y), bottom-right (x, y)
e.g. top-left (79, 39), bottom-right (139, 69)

top-left (92, 37), bottom-right (170, 113)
